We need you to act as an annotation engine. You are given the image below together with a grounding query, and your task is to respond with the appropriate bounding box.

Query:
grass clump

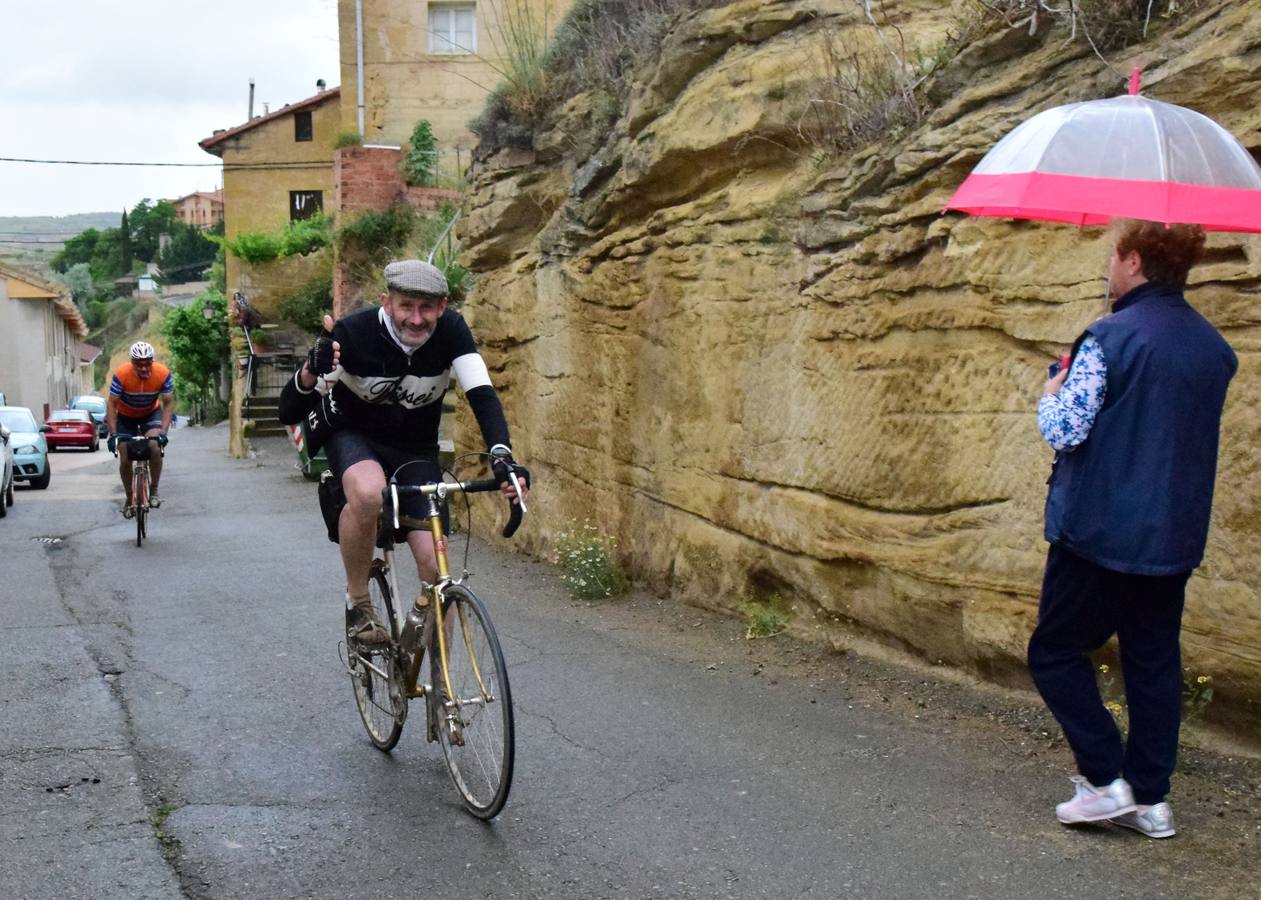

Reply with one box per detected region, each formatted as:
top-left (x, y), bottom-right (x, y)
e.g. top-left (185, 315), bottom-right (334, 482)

top-left (471, 0), bottom-right (725, 153)
top-left (969, 0), bottom-right (1208, 52)
top-left (335, 130), bottom-right (364, 149)
top-left (742, 593), bottom-right (788, 640)
top-left (554, 520), bottom-right (628, 601)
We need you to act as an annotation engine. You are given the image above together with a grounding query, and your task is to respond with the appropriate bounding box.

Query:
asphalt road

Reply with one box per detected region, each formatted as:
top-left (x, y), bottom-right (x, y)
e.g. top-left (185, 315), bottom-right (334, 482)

top-left (2, 426), bottom-right (1257, 899)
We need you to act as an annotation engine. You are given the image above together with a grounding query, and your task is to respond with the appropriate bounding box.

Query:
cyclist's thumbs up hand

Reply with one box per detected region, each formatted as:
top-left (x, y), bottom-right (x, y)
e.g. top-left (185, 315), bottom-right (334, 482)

top-left (308, 315), bottom-right (340, 376)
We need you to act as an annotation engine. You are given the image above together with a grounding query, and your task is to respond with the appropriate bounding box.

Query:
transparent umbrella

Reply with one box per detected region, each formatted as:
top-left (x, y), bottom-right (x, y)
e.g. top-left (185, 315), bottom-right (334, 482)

top-left (946, 70), bottom-right (1261, 232)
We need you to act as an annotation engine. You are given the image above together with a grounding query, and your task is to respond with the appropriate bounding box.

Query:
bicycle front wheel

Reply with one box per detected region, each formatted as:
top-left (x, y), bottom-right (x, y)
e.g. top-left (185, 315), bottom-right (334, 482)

top-left (348, 564), bottom-right (405, 751)
top-left (134, 467), bottom-right (148, 547)
top-left (432, 584), bottom-right (514, 819)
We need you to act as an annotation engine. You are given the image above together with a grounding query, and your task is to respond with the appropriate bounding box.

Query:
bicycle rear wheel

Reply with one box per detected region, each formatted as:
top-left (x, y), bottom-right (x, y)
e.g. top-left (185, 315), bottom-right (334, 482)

top-left (348, 564), bottom-right (405, 750)
top-left (431, 584), bottom-right (514, 819)
top-left (133, 467), bottom-right (148, 547)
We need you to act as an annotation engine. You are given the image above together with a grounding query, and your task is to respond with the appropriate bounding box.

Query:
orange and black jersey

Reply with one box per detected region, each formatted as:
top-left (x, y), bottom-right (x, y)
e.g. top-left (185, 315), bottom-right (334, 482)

top-left (110, 361), bottom-right (174, 418)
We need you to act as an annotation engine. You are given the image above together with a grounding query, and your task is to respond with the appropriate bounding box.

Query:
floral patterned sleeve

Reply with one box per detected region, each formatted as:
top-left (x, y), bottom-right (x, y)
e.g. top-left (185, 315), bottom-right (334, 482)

top-left (1038, 335), bottom-right (1107, 452)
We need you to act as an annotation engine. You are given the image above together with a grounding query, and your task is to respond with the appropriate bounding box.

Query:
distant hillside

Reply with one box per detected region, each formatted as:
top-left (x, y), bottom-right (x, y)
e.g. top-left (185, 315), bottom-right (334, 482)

top-left (0, 211), bottom-right (121, 276)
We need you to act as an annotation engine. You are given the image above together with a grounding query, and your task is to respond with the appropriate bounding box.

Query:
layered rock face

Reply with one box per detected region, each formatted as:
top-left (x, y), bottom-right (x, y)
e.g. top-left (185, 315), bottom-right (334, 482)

top-left (460, 0), bottom-right (1261, 733)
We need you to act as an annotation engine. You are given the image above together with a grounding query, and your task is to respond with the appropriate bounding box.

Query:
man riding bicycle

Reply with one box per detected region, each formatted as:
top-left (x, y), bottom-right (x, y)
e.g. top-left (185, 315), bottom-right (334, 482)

top-left (106, 341), bottom-right (175, 516)
top-left (279, 260), bottom-right (529, 645)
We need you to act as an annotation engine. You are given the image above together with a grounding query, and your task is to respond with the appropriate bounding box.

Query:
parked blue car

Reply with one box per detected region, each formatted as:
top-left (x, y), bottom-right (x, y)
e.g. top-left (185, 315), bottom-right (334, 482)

top-left (0, 406), bottom-right (50, 489)
top-left (70, 395), bottom-right (109, 438)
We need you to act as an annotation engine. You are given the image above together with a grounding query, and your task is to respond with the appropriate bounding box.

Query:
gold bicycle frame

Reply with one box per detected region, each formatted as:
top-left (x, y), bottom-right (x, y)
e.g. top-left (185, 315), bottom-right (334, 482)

top-left (389, 482), bottom-right (493, 707)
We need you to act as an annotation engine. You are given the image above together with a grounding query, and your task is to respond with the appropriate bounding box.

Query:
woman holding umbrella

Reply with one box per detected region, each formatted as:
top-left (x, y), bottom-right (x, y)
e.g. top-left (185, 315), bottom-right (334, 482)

top-left (1031, 218), bottom-right (1235, 838)
top-left (946, 71), bottom-right (1258, 838)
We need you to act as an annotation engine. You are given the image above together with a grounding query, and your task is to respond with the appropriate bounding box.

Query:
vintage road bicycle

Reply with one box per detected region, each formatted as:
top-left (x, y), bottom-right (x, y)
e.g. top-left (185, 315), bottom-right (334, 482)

top-left (340, 454), bottom-right (527, 819)
top-left (114, 434), bottom-right (163, 547)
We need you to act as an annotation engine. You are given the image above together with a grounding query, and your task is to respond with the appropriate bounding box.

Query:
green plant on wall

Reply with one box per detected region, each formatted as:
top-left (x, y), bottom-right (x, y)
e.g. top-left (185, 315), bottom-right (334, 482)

top-left (222, 214), bottom-right (331, 264)
top-left (403, 119), bottom-right (438, 186)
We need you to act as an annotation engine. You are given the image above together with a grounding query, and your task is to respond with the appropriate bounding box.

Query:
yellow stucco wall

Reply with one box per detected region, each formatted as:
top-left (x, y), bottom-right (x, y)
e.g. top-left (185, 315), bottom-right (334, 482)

top-left (338, 0), bottom-right (575, 168)
top-left (211, 95), bottom-right (340, 317)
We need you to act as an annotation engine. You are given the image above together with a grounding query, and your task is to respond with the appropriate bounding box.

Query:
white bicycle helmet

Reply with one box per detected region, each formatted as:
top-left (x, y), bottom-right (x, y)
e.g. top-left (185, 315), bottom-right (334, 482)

top-left (129, 341), bottom-right (155, 360)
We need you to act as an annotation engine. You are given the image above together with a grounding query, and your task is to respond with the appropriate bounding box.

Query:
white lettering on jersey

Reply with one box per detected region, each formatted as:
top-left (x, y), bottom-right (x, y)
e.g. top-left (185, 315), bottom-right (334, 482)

top-left (339, 371), bottom-right (450, 409)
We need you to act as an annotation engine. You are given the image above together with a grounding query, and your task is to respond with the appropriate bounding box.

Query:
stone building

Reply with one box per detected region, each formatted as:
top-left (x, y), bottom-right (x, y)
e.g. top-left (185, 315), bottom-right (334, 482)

top-left (169, 189), bottom-right (224, 230)
top-left (198, 84), bottom-right (341, 315)
top-left (0, 263), bottom-right (91, 419)
top-left (337, 0), bottom-right (575, 175)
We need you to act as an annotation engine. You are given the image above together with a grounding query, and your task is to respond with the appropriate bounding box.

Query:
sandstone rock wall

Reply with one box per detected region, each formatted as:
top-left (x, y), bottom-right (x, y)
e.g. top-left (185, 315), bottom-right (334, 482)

top-left (458, 0), bottom-right (1261, 734)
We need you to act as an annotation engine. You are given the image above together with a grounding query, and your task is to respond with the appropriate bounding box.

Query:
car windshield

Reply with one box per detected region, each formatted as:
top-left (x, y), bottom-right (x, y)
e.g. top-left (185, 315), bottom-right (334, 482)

top-left (72, 397), bottom-right (106, 412)
top-left (0, 409), bottom-right (38, 432)
top-left (49, 410), bottom-right (92, 423)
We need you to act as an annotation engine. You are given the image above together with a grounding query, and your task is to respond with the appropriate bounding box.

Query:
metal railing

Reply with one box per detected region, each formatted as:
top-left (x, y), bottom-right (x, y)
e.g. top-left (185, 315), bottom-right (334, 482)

top-left (235, 291), bottom-right (298, 420)
top-left (427, 209), bottom-right (461, 266)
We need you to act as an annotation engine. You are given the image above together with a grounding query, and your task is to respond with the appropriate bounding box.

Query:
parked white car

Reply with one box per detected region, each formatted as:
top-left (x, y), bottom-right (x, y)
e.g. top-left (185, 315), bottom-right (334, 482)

top-left (0, 422), bottom-right (15, 516)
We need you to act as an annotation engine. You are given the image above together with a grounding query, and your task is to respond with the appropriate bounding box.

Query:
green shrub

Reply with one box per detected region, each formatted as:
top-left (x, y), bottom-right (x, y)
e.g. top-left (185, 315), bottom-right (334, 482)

top-left (279, 214), bottom-right (331, 257)
top-left (337, 204), bottom-right (417, 261)
top-left (279, 272), bottom-right (333, 334)
top-left (554, 521), bottom-right (628, 601)
top-left (225, 231), bottom-right (281, 264)
top-left (403, 119), bottom-right (439, 186)
top-left (335, 130), bottom-right (364, 148)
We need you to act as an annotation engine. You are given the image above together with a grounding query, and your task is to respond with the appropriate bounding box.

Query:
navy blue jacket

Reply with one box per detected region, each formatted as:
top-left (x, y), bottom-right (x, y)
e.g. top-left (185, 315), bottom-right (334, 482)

top-left (1044, 282), bottom-right (1237, 575)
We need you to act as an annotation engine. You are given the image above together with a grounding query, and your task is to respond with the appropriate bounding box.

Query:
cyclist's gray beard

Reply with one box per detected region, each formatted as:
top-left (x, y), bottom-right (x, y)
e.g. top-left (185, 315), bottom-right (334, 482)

top-left (383, 312), bottom-right (434, 352)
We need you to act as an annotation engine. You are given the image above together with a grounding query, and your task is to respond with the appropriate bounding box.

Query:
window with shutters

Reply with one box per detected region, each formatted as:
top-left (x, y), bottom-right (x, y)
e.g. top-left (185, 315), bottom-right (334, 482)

top-left (428, 3), bottom-right (475, 55)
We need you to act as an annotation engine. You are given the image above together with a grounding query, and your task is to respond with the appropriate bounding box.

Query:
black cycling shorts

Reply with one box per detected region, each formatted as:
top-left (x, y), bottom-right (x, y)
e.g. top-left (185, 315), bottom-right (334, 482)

top-left (115, 410), bottom-right (163, 437)
top-left (324, 430), bottom-right (449, 533)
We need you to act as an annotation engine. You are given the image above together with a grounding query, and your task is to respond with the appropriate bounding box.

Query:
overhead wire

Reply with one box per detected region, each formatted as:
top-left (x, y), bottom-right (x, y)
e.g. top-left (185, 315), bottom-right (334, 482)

top-left (0, 156), bottom-right (332, 171)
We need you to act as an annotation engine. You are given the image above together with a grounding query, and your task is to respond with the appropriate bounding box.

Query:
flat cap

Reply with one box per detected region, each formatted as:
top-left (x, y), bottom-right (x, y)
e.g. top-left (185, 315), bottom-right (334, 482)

top-left (384, 259), bottom-right (448, 297)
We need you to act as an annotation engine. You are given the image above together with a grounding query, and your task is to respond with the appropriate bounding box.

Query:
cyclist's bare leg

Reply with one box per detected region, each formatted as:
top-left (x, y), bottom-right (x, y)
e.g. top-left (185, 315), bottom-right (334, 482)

top-left (339, 458), bottom-right (387, 600)
top-left (118, 443), bottom-right (133, 505)
top-left (405, 529), bottom-right (439, 586)
top-left (144, 428), bottom-right (163, 494)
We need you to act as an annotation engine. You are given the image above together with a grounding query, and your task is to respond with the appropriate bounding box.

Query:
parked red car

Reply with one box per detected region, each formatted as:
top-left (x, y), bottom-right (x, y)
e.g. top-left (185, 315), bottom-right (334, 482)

top-left (45, 409), bottom-right (99, 451)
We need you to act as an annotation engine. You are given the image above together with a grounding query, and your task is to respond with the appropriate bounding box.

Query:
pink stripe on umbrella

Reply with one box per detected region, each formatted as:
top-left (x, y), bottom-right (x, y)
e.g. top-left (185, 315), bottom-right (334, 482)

top-left (948, 172), bottom-right (1261, 233)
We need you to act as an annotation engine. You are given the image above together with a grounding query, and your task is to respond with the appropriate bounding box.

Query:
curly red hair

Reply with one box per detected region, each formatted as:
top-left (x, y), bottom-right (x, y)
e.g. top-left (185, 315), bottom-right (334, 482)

top-left (1111, 219), bottom-right (1207, 288)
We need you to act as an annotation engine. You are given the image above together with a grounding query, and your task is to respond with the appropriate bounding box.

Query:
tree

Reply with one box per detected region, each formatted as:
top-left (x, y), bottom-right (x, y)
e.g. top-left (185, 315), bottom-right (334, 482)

top-left (161, 290), bottom-right (230, 420)
top-left (157, 222), bottom-right (218, 283)
top-left (87, 228), bottom-right (126, 282)
top-left (120, 209), bottom-right (132, 273)
top-left (56, 263), bottom-right (94, 309)
top-left (128, 199), bottom-right (178, 261)
top-left (51, 228), bottom-right (101, 273)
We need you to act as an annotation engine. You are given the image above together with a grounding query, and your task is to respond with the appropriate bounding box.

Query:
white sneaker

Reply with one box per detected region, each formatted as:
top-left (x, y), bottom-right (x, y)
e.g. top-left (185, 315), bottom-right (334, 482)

top-left (1056, 776), bottom-right (1137, 824)
top-left (1111, 802), bottom-right (1176, 839)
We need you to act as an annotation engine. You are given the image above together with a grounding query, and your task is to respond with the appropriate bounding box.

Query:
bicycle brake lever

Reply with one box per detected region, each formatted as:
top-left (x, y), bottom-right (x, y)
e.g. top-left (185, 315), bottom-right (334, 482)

top-left (506, 469), bottom-right (527, 514)
top-left (390, 483), bottom-right (400, 532)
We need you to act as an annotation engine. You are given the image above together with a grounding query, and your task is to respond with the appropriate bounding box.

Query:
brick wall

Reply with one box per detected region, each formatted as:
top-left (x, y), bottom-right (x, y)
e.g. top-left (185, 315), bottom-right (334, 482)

top-left (332, 146), bottom-right (462, 316)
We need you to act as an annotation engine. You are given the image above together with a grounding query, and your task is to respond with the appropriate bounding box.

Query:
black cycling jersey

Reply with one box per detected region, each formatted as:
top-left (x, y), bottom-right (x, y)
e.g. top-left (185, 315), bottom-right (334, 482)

top-left (279, 305), bottom-right (510, 456)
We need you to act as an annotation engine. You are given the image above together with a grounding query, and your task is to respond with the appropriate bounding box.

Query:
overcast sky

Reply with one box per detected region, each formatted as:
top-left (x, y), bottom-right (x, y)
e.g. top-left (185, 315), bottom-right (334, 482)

top-left (0, 0), bottom-right (341, 218)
